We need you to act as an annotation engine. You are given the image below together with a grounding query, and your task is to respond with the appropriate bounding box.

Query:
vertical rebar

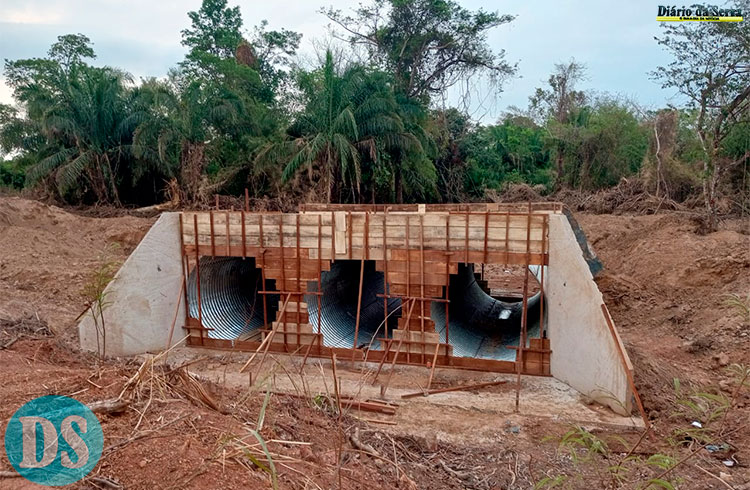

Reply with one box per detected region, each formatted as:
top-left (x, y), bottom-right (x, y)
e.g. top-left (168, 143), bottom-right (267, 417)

top-left (193, 214), bottom-right (203, 346)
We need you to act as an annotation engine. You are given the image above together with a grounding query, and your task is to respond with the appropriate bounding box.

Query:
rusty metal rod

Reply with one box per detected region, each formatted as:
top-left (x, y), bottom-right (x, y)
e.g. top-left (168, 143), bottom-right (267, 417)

top-left (192, 214), bottom-right (204, 346)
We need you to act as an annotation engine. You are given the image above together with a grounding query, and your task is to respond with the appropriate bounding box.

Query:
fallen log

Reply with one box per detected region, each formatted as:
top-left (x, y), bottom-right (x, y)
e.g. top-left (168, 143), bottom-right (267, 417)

top-left (88, 398), bottom-right (129, 415)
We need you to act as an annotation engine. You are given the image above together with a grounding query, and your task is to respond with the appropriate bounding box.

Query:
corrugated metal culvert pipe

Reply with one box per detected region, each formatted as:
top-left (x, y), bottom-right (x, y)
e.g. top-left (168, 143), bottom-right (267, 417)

top-left (187, 258), bottom-right (543, 360)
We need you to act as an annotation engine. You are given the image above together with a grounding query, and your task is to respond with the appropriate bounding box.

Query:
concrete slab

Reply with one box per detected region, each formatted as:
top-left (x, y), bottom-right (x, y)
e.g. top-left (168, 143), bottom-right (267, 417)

top-left (160, 347), bottom-right (644, 445)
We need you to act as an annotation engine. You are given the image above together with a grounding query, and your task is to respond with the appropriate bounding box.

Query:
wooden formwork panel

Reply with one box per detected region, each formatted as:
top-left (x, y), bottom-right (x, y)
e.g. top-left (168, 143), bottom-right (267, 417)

top-left (181, 204), bottom-right (555, 375)
top-left (300, 202), bottom-right (563, 213)
top-left (181, 208), bottom-right (551, 263)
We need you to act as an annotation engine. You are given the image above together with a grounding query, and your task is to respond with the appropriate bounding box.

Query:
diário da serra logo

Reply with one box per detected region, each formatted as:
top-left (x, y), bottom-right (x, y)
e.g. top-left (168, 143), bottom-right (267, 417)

top-left (4, 395), bottom-right (103, 486)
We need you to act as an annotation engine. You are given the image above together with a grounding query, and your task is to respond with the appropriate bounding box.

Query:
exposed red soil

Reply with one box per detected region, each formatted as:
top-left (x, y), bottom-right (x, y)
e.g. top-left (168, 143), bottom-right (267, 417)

top-left (0, 197), bottom-right (748, 489)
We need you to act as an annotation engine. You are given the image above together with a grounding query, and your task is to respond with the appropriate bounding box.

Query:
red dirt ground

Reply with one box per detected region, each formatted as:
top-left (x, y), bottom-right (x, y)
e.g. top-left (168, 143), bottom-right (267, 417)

top-left (0, 196), bottom-right (748, 489)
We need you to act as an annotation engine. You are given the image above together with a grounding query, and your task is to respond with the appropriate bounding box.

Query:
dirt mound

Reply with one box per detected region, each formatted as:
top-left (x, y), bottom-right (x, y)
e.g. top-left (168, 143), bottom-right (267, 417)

top-left (0, 197), bottom-right (153, 337)
top-left (579, 212), bottom-right (750, 405)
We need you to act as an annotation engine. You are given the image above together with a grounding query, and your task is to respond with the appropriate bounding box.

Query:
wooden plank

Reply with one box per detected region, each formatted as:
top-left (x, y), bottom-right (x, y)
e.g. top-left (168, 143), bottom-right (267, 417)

top-left (385, 271), bottom-right (450, 287)
top-left (300, 202), bottom-right (563, 213)
top-left (334, 212), bottom-right (347, 256)
top-left (401, 379), bottom-right (508, 399)
top-left (186, 211), bottom-right (544, 231)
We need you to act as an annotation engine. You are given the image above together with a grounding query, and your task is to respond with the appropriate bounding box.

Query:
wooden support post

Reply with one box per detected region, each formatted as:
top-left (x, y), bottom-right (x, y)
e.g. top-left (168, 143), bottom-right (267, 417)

top-left (353, 212), bottom-right (368, 354)
top-left (300, 329), bottom-right (318, 373)
top-left (296, 214), bottom-right (301, 346)
top-left (165, 277), bottom-right (185, 351)
top-left (406, 215), bottom-right (411, 299)
top-left (515, 203), bottom-right (533, 412)
top-left (365, 210), bottom-right (369, 261)
top-left (209, 211), bottom-right (216, 258)
top-left (381, 300), bottom-right (417, 395)
top-left (382, 209), bottom-right (389, 341)
top-left (331, 211), bottom-right (336, 257)
top-left (259, 216), bottom-right (268, 329)
top-left (225, 211), bottom-right (230, 256)
top-left (192, 214), bottom-right (204, 346)
top-left (215, 194), bottom-right (219, 210)
top-left (483, 210), bottom-right (489, 265)
top-left (445, 214), bottom-right (451, 347)
top-left (464, 210), bottom-right (469, 264)
top-left (419, 213), bottom-right (425, 362)
top-left (504, 211), bottom-right (510, 267)
top-left (241, 211), bottom-right (247, 258)
top-left (539, 214), bottom-right (547, 338)
top-left (179, 215), bottom-right (189, 323)
top-left (347, 211), bottom-right (352, 260)
top-left (244, 188), bottom-right (249, 212)
top-left (279, 215), bottom-right (287, 350)
top-left (426, 341), bottom-right (440, 390)
top-left (316, 214), bottom-right (322, 337)
top-left (330, 352), bottom-right (342, 417)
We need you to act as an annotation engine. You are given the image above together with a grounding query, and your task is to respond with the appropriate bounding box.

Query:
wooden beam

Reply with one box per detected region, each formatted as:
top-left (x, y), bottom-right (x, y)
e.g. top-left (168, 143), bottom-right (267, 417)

top-left (401, 380), bottom-right (508, 399)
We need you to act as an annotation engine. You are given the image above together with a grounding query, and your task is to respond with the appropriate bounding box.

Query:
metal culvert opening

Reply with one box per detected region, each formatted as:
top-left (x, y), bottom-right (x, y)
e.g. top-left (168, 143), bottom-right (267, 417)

top-left (306, 260), bottom-right (400, 350)
top-left (187, 257), bottom-right (278, 340)
top-left (432, 264), bottom-right (543, 361)
top-left (187, 258), bottom-right (544, 361)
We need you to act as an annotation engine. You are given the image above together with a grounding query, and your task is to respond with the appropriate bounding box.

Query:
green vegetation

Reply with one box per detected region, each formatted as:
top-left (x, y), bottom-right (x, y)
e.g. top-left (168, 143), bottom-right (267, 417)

top-left (0, 0), bottom-right (747, 224)
top-left (537, 364), bottom-right (750, 489)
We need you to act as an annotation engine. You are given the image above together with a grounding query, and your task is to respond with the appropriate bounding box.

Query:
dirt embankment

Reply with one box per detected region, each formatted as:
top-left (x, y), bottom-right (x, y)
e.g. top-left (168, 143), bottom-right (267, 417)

top-left (579, 214), bottom-right (750, 415)
top-left (0, 197), bottom-right (153, 337)
top-left (0, 197), bottom-right (748, 489)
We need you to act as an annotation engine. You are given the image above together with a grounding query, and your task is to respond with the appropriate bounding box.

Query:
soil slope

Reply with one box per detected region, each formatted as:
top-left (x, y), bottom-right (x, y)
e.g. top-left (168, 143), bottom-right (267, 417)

top-left (0, 197), bottom-right (748, 489)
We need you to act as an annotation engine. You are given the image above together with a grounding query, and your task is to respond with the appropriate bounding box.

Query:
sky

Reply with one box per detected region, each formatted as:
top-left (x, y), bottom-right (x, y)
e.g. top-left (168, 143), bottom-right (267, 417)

top-left (0, 0), bottom-right (684, 123)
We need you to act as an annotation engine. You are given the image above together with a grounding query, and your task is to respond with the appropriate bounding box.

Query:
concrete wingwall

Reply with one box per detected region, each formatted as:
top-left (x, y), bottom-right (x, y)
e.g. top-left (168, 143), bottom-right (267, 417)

top-left (546, 214), bottom-right (633, 416)
top-left (79, 213), bottom-right (184, 357)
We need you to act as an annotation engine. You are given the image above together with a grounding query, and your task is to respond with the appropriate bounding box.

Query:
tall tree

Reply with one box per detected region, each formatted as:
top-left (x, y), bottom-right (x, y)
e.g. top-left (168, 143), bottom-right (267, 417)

top-left (3, 35), bottom-right (143, 204)
top-left (529, 60), bottom-right (587, 184)
top-left (25, 66), bottom-right (137, 204)
top-left (48, 34), bottom-right (96, 72)
top-left (248, 20), bottom-right (303, 103)
top-left (652, 0), bottom-right (750, 229)
top-left (181, 0), bottom-right (243, 61)
top-left (132, 80), bottom-right (242, 204)
top-left (322, 0), bottom-right (516, 101)
top-left (261, 51), bottom-right (423, 203)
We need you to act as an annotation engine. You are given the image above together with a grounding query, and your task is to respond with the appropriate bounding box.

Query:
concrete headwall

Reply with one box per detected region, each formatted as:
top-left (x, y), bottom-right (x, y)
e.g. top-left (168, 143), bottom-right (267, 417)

top-left (77, 208), bottom-right (635, 417)
top-left (546, 214), bottom-right (633, 415)
top-left (79, 213), bottom-right (184, 357)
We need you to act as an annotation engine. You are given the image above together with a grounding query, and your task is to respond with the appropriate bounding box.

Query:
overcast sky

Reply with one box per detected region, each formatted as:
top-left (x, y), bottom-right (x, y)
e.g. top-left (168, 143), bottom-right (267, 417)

top-left (0, 0), bottom-right (683, 122)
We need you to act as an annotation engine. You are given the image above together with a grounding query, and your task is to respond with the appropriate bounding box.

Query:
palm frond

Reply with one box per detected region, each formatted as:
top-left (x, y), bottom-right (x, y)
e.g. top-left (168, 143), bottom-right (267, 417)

top-left (27, 147), bottom-right (77, 182)
top-left (282, 144), bottom-right (311, 182)
top-left (57, 150), bottom-right (93, 193)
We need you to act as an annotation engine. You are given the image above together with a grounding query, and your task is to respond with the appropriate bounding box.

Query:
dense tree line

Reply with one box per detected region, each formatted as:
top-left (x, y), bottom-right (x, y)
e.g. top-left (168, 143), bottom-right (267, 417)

top-left (0, 0), bottom-right (747, 224)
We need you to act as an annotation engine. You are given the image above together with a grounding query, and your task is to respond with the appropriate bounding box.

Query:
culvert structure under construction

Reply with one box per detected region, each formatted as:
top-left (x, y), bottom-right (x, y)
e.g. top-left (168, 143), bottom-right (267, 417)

top-left (79, 202), bottom-right (637, 416)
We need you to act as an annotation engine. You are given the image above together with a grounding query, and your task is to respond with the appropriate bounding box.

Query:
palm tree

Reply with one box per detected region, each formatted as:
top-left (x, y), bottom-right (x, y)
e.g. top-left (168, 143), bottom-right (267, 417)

top-left (132, 79), bottom-right (241, 204)
top-left (265, 51), bottom-right (422, 203)
top-left (27, 66), bottom-right (136, 204)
